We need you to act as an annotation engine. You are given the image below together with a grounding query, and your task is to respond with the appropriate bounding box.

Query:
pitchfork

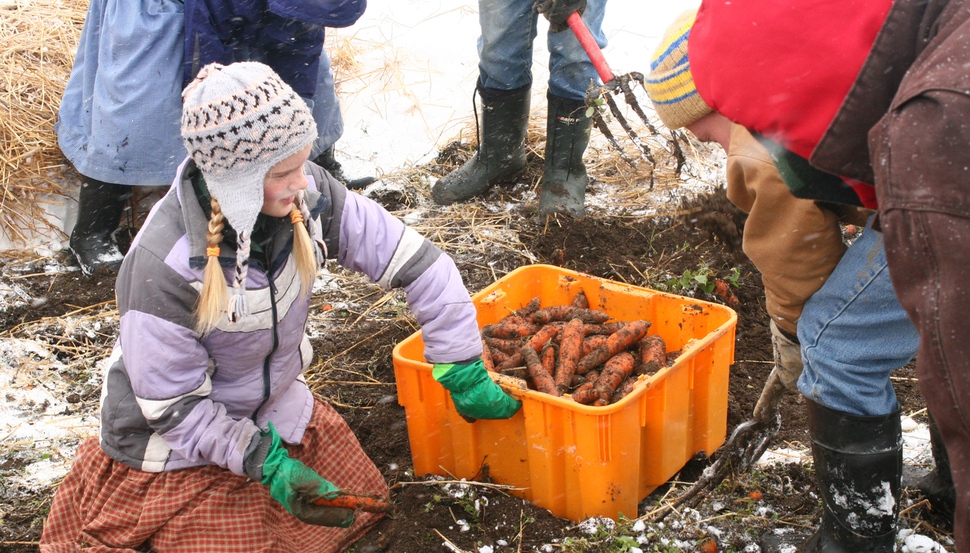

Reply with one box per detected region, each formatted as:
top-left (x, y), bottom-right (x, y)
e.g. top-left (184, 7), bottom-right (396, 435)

top-left (567, 12), bottom-right (686, 185)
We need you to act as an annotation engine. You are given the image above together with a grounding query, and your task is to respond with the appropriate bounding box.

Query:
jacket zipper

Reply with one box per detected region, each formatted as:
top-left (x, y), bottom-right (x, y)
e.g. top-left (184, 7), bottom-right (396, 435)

top-left (251, 261), bottom-right (280, 421)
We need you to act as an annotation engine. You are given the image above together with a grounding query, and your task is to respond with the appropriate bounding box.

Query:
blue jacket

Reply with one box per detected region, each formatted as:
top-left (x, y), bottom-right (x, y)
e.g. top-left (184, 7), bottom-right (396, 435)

top-left (183, 0), bottom-right (366, 97)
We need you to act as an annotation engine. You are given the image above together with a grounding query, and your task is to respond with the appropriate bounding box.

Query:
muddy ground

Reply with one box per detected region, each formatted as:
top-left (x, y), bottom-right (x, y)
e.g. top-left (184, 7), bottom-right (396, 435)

top-left (0, 145), bottom-right (953, 552)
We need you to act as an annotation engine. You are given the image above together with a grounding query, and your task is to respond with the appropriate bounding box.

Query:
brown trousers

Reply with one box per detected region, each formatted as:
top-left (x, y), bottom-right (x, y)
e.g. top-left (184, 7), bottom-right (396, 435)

top-left (870, 3), bottom-right (970, 548)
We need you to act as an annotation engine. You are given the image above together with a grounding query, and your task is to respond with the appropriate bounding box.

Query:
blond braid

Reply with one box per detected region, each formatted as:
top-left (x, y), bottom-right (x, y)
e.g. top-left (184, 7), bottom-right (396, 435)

top-left (195, 197), bottom-right (229, 335)
top-left (290, 192), bottom-right (317, 297)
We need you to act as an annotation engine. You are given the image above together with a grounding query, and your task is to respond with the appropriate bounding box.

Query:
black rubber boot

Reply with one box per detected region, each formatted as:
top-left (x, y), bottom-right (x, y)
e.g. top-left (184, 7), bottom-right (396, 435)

top-left (69, 178), bottom-right (131, 276)
top-left (313, 145), bottom-right (377, 190)
top-left (538, 93), bottom-right (591, 217)
top-left (918, 413), bottom-right (956, 528)
top-left (798, 400), bottom-right (902, 553)
top-left (431, 82), bottom-right (530, 205)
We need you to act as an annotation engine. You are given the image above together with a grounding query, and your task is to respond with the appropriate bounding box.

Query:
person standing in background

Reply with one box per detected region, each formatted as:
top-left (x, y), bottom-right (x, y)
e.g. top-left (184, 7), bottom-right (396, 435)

top-left (58, 0), bottom-right (375, 276)
top-left (431, 0), bottom-right (606, 217)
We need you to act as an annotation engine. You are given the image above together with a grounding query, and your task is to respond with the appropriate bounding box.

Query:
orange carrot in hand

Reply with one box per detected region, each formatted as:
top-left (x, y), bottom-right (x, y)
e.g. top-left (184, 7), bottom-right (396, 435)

top-left (313, 494), bottom-right (392, 513)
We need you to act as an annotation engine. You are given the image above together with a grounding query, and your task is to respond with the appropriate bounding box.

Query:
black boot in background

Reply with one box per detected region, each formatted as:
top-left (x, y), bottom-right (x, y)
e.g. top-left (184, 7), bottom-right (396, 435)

top-left (431, 82), bottom-right (531, 205)
top-left (918, 413), bottom-right (956, 529)
top-left (798, 400), bottom-right (903, 553)
top-left (69, 178), bottom-right (131, 276)
top-left (538, 93), bottom-right (591, 217)
top-left (313, 145), bottom-right (377, 190)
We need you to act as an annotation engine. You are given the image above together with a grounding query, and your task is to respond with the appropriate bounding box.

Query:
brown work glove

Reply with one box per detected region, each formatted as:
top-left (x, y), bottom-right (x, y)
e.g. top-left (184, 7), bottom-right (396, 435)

top-left (533, 0), bottom-right (587, 33)
top-left (752, 321), bottom-right (803, 423)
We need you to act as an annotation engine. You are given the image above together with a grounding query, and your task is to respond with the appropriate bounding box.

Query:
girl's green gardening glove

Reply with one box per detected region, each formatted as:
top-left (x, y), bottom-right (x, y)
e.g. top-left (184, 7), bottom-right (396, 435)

top-left (244, 422), bottom-right (355, 527)
top-left (433, 358), bottom-right (522, 421)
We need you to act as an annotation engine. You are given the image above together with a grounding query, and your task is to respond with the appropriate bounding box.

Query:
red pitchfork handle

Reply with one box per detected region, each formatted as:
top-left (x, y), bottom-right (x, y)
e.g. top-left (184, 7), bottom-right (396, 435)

top-left (566, 12), bottom-right (615, 83)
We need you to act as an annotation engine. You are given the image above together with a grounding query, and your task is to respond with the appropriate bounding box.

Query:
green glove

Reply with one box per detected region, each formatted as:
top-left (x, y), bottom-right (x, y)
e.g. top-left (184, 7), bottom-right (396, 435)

top-left (250, 423), bottom-right (355, 527)
top-left (433, 358), bottom-right (523, 421)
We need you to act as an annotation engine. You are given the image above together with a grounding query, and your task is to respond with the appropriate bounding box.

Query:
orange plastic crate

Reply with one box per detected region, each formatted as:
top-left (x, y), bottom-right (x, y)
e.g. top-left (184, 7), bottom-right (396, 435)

top-left (392, 264), bottom-right (737, 522)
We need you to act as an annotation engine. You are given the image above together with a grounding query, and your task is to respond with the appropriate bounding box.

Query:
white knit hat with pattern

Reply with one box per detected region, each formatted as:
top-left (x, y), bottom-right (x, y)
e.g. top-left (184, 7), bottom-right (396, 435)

top-left (181, 61), bottom-right (317, 321)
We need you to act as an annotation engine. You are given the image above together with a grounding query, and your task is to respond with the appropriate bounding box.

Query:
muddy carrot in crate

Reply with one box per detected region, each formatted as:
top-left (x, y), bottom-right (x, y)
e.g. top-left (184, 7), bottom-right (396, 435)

top-left (584, 321), bottom-right (636, 336)
top-left (312, 494), bottom-right (392, 514)
top-left (571, 289), bottom-right (590, 309)
top-left (541, 343), bottom-right (557, 377)
top-left (581, 334), bottom-right (609, 356)
top-left (532, 306), bottom-right (610, 325)
top-left (571, 368), bottom-right (599, 388)
top-left (576, 319), bottom-right (650, 374)
top-left (482, 317), bottom-right (537, 339)
top-left (494, 351), bottom-right (523, 372)
top-left (521, 344), bottom-right (559, 396)
top-left (636, 334), bottom-right (667, 375)
top-left (512, 296), bottom-right (542, 320)
top-left (524, 324), bottom-right (559, 353)
top-left (613, 376), bottom-right (638, 401)
top-left (555, 318), bottom-right (585, 394)
top-left (593, 352), bottom-right (636, 403)
top-left (570, 382), bottom-right (599, 405)
top-left (481, 339), bottom-right (496, 372)
top-left (485, 336), bottom-right (525, 355)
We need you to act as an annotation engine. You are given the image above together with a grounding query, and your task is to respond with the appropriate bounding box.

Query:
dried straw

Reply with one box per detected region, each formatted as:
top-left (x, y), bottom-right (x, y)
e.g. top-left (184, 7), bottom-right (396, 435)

top-left (1, 0), bottom-right (85, 244)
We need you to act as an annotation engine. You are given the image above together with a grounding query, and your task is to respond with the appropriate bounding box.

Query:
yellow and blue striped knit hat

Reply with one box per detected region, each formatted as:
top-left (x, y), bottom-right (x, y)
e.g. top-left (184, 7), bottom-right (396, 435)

top-left (645, 9), bottom-right (712, 130)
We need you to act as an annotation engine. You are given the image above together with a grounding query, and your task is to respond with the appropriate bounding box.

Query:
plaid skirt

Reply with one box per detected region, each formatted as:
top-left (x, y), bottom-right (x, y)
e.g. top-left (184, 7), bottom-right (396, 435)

top-left (40, 400), bottom-right (388, 553)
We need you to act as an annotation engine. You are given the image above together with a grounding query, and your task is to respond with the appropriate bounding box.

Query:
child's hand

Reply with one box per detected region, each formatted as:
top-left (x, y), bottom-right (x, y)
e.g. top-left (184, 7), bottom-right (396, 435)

top-left (433, 358), bottom-right (523, 421)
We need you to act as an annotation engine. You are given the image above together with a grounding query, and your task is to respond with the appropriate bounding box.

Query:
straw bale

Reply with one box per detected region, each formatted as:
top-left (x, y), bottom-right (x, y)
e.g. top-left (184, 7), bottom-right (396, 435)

top-left (1, 0), bottom-right (85, 244)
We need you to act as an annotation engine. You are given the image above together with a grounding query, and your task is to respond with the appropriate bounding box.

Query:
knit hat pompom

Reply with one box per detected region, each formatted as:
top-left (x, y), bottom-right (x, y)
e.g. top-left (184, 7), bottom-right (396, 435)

top-left (644, 9), bottom-right (713, 130)
top-left (181, 61), bottom-right (316, 322)
top-left (181, 61), bottom-right (317, 238)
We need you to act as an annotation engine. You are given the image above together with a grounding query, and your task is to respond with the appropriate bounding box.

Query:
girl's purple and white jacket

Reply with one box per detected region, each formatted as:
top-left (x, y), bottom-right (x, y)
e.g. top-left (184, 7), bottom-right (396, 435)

top-left (101, 159), bottom-right (481, 476)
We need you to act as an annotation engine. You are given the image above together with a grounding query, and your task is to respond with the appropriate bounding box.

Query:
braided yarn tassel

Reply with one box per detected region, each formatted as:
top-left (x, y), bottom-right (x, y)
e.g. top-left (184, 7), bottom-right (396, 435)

top-left (227, 230), bottom-right (251, 323)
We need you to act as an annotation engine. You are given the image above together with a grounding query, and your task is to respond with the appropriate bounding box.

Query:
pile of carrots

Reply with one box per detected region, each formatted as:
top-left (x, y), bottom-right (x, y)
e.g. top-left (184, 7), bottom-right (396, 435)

top-left (480, 291), bottom-right (669, 406)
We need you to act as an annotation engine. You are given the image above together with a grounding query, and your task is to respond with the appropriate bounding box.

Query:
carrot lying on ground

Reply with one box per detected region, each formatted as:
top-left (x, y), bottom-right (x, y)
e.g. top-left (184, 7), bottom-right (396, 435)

top-left (636, 334), bottom-right (667, 375)
top-left (532, 306), bottom-right (610, 325)
top-left (713, 278), bottom-right (740, 308)
top-left (521, 343), bottom-right (559, 396)
top-left (555, 318), bottom-right (585, 394)
top-left (576, 320), bottom-right (650, 374)
top-left (313, 494), bottom-right (392, 513)
top-left (593, 352), bottom-right (636, 403)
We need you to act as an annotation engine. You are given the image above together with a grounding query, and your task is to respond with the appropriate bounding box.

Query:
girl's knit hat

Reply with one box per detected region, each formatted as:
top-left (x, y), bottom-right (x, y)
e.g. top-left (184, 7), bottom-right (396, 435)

top-left (644, 9), bottom-right (713, 130)
top-left (181, 61), bottom-right (317, 321)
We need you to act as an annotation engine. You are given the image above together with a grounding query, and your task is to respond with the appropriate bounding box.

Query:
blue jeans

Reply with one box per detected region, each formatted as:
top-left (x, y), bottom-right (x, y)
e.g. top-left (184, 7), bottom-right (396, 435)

top-left (797, 215), bottom-right (919, 416)
top-left (310, 50), bottom-right (343, 157)
top-left (477, 0), bottom-right (608, 100)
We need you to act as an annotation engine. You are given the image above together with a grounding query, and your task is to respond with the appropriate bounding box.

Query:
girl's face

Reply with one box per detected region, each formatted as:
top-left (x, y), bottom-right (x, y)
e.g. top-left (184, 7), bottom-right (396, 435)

top-left (261, 145), bottom-right (312, 217)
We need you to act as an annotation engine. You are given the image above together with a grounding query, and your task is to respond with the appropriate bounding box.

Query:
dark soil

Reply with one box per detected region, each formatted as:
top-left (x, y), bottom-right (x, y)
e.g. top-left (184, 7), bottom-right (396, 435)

top-left (0, 173), bottom-right (943, 552)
